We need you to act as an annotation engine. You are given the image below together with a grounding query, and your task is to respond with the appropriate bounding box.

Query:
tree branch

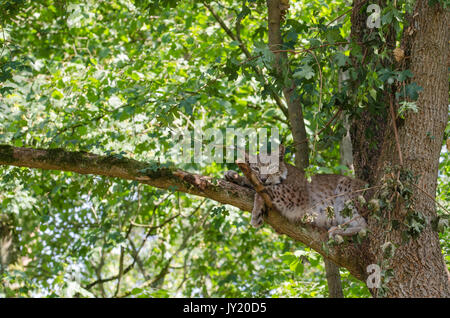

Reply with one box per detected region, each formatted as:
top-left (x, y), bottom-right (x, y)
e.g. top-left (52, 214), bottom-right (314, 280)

top-left (0, 144), bottom-right (253, 212)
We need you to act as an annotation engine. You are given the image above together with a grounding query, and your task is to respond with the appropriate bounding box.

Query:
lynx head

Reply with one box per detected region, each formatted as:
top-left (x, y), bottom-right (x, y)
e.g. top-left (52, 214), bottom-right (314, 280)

top-left (247, 145), bottom-right (287, 185)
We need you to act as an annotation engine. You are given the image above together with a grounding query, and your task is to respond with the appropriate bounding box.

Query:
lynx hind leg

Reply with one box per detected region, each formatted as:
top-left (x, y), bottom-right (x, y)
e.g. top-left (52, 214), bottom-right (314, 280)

top-left (251, 194), bottom-right (265, 228)
top-left (328, 217), bottom-right (367, 239)
top-left (328, 225), bottom-right (364, 238)
top-left (225, 170), bottom-right (252, 188)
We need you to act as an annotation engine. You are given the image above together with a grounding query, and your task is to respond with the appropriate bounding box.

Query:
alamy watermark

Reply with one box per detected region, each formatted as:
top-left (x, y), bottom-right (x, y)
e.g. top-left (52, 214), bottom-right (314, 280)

top-left (170, 121), bottom-right (281, 174)
top-left (367, 4), bottom-right (381, 29)
top-left (366, 264), bottom-right (382, 288)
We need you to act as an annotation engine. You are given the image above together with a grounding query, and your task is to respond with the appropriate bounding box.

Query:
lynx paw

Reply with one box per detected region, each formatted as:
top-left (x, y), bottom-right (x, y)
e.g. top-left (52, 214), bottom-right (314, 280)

top-left (251, 194), bottom-right (265, 228)
top-left (225, 170), bottom-right (252, 188)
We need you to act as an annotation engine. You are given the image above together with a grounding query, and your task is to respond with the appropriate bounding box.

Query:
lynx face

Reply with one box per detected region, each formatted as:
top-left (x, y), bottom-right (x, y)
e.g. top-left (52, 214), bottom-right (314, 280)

top-left (247, 146), bottom-right (288, 185)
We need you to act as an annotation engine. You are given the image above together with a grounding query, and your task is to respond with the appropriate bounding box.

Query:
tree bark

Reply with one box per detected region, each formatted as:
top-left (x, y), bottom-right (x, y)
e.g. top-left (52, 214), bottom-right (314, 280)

top-left (324, 258), bottom-right (344, 298)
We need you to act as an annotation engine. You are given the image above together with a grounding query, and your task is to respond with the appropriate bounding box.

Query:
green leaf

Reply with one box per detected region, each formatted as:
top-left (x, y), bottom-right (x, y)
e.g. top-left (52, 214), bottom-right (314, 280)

top-left (405, 82), bottom-right (423, 100)
top-left (51, 89), bottom-right (64, 100)
top-left (334, 53), bottom-right (348, 67)
top-left (293, 64), bottom-right (315, 80)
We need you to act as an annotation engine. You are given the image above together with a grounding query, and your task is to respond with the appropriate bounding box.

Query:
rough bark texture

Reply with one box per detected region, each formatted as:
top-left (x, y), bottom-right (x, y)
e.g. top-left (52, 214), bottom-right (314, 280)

top-left (371, 0), bottom-right (450, 297)
top-left (0, 145), bottom-right (252, 212)
top-left (324, 258), bottom-right (344, 298)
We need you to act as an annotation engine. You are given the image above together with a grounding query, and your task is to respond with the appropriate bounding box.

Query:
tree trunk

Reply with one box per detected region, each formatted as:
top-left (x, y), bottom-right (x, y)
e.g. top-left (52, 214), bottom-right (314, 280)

top-left (350, 0), bottom-right (393, 185)
top-left (0, 215), bottom-right (17, 277)
top-left (376, 0), bottom-right (449, 297)
top-left (266, 0), bottom-right (309, 169)
top-left (324, 258), bottom-right (344, 298)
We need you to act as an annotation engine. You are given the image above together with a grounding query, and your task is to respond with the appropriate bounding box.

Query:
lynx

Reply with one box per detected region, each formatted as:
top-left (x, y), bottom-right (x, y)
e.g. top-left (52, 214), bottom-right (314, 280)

top-left (225, 146), bottom-right (367, 238)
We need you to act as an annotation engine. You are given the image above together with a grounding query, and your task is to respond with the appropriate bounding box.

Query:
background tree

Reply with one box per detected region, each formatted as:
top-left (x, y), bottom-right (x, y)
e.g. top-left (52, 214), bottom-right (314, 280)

top-left (0, 0), bottom-right (448, 297)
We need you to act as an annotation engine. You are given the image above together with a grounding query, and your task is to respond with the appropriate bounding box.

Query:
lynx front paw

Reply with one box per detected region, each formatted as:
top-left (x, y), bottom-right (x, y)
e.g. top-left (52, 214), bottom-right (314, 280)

top-left (251, 194), bottom-right (265, 228)
top-left (225, 170), bottom-right (253, 188)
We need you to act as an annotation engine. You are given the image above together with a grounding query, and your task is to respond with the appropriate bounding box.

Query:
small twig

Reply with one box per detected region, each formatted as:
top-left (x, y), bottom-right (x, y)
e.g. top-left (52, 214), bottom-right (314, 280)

top-left (202, 1), bottom-right (238, 43)
top-left (324, 8), bottom-right (352, 28)
top-left (130, 213), bottom-right (181, 229)
top-left (271, 41), bottom-right (351, 55)
top-left (128, 238), bottom-right (150, 280)
top-left (90, 206), bottom-right (99, 223)
top-left (181, 198), bottom-right (207, 218)
top-left (114, 246), bottom-right (125, 297)
top-left (85, 262), bottom-right (134, 290)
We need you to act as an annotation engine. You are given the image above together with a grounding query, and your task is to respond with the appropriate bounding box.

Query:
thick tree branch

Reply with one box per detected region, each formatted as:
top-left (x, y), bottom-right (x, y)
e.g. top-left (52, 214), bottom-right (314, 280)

top-left (0, 145), bottom-right (367, 280)
top-left (0, 145), bottom-right (253, 212)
